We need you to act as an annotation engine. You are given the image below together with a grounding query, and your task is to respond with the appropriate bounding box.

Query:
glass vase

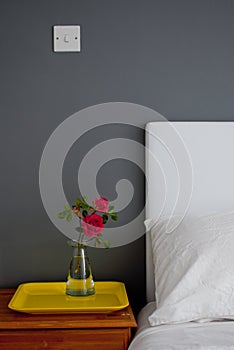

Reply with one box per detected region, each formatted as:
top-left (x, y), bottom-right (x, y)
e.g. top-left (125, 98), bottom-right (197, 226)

top-left (66, 240), bottom-right (95, 296)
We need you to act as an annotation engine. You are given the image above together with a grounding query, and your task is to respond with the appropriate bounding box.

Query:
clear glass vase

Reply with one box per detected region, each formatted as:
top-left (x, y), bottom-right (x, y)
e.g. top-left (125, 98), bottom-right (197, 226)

top-left (66, 240), bottom-right (95, 296)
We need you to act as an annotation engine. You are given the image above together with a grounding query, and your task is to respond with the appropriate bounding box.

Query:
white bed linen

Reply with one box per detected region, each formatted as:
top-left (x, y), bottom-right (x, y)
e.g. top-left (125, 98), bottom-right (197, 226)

top-left (128, 302), bottom-right (234, 350)
top-left (146, 213), bottom-right (234, 326)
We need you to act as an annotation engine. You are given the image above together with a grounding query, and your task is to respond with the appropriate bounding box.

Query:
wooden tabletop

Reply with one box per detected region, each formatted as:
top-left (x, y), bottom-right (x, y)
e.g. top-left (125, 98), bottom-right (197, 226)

top-left (0, 289), bottom-right (137, 330)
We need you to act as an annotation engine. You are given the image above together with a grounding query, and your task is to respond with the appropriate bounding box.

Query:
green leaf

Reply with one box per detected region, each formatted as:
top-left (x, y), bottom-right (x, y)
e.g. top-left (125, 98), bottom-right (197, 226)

top-left (75, 227), bottom-right (84, 233)
top-left (76, 197), bottom-right (91, 210)
top-left (75, 198), bottom-right (83, 205)
top-left (58, 211), bottom-right (66, 219)
top-left (76, 198), bottom-right (92, 210)
top-left (110, 212), bottom-right (118, 221)
top-left (103, 240), bottom-right (110, 248)
top-left (82, 196), bottom-right (88, 203)
top-left (66, 212), bottom-right (73, 222)
top-left (82, 210), bottom-right (88, 217)
top-left (94, 237), bottom-right (102, 248)
top-left (108, 205), bottom-right (114, 211)
top-left (79, 201), bottom-right (91, 210)
top-left (64, 204), bottom-right (71, 211)
top-left (102, 214), bottom-right (108, 224)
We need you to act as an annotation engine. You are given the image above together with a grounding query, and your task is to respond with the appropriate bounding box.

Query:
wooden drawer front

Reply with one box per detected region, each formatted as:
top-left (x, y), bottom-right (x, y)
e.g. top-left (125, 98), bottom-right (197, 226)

top-left (0, 328), bottom-right (131, 350)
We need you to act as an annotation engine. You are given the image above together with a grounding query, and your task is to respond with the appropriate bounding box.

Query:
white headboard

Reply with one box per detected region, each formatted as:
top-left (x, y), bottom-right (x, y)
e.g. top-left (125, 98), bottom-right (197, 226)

top-left (146, 121), bottom-right (234, 302)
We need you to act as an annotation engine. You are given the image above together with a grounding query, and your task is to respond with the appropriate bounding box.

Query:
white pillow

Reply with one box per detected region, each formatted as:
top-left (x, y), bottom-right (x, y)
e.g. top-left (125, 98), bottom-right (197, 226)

top-left (146, 212), bottom-right (234, 326)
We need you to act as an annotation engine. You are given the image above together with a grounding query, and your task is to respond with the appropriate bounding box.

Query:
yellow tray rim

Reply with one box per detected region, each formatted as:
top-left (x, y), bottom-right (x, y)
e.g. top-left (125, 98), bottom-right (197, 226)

top-left (8, 281), bottom-right (129, 314)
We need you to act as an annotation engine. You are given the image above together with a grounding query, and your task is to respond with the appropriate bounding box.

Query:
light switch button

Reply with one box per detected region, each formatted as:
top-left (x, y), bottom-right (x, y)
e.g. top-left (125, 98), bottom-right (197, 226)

top-left (53, 25), bottom-right (81, 52)
top-left (64, 34), bottom-right (69, 43)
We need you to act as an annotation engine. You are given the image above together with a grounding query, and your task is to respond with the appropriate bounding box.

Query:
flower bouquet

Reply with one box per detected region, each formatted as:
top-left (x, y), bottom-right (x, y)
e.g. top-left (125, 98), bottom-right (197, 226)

top-left (58, 196), bottom-right (118, 296)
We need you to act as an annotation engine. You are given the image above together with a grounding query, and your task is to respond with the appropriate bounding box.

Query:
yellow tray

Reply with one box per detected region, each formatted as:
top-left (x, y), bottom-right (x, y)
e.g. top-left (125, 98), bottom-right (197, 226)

top-left (8, 281), bottom-right (129, 314)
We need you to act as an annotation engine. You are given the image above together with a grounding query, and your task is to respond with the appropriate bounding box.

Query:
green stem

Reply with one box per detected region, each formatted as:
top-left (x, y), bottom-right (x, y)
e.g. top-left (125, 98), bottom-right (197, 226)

top-left (78, 218), bottom-right (83, 244)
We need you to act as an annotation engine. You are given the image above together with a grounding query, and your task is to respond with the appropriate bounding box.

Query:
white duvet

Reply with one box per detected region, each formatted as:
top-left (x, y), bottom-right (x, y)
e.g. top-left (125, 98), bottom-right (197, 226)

top-left (128, 303), bottom-right (234, 350)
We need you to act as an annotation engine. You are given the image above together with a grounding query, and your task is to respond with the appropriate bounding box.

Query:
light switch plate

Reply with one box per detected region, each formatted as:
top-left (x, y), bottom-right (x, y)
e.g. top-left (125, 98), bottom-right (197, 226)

top-left (53, 25), bottom-right (81, 52)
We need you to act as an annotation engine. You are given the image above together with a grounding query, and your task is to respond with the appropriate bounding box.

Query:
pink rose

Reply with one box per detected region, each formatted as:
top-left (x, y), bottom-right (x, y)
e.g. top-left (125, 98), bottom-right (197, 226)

top-left (82, 213), bottom-right (104, 237)
top-left (93, 197), bottom-right (109, 212)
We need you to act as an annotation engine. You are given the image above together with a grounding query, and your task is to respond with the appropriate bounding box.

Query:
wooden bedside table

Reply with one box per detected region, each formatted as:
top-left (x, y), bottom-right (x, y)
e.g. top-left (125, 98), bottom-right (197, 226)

top-left (0, 289), bottom-right (137, 350)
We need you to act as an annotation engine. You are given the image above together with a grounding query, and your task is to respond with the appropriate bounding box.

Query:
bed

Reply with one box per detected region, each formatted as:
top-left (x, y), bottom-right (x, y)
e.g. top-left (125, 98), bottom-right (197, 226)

top-left (129, 121), bottom-right (234, 350)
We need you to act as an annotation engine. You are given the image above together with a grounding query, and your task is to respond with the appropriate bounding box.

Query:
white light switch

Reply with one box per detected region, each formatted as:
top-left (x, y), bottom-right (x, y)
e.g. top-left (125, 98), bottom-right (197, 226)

top-left (53, 25), bottom-right (81, 52)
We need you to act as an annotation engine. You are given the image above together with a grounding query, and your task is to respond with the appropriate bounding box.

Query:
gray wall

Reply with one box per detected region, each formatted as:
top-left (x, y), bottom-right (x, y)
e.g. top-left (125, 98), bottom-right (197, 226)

top-left (1, 0), bottom-right (234, 313)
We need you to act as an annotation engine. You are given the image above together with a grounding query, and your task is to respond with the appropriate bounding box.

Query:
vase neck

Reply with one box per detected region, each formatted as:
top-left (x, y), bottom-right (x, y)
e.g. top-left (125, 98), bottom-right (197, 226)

top-left (68, 240), bottom-right (86, 248)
